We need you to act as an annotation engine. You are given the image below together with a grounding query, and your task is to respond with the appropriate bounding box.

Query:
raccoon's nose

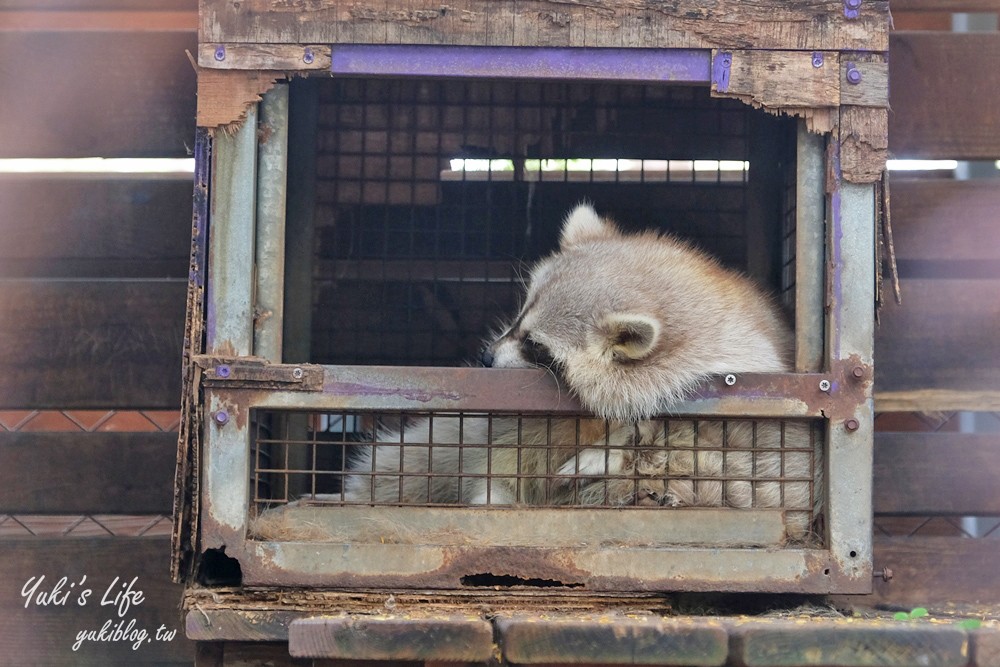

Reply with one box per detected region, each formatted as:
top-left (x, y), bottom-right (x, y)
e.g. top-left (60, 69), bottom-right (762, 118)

top-left (480, 348), bottom-right (495, 367)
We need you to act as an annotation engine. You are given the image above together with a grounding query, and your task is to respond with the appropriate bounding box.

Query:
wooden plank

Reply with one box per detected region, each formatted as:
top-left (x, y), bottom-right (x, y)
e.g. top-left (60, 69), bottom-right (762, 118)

top-left (198, 43), bottom-right (330, 70)
top-left (0, 179), bottom-right (191, 279)
top-left (889, 32), bottom-right (1000, 159)
top-left (197, 68), bottom-right (283, 129)
top-left (0, 280), bottom-right (186, 409)
top-left (869, 537), bottom-right (1000, 608)
top-left (874, 279), bottom-right (1000, 410)
top-left (711, 50), bottom-right (841, 109)
top-left (0, 537), bottom-right (194, 666)
top-left (840, 106), bottom-right (889, 182)
top-left (0, 432), bottom-right (176, 514)
top-left (200, 0), bottom-right (889, 53)
top-left (874, 433), bottom-right (1000, 516)
top-left (891, 179), bottom-right (1000, 269)
top-left (890, 0), bottom-right (1000, 10)
top-left (0, 11), bottom-right (197, 32)
top-left (2, 0), bottom-right (194, 8)
top-left (0, 33), bottom-right (196, 158)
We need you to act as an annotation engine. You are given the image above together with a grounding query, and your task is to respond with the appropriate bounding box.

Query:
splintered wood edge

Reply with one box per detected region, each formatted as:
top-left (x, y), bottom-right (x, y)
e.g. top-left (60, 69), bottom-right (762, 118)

top-left (189, 52), bottom-right (286, 131)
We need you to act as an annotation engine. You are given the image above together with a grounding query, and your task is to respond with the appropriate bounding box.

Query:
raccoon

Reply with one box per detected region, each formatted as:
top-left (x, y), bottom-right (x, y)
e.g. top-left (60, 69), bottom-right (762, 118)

top-left (255, 204), bottom-right (819, 540)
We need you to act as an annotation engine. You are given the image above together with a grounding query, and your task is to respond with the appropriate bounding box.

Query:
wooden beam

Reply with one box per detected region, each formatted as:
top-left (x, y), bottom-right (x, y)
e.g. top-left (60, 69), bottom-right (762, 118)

top-left (874, 433), bottom-right (1000, 516)
top-left (0, 33), bottom-right (196, 158)
top-left (890, 179), bottom-right (1000, 265)
top-left (0, 281), bottom-right (186, 409)
top-left (889, 32), bottom-right (1000, 159)
top-left (0, 180), bottom-right (191, 280)
top-left (0, 10), bottom-right (197, 32)
top-left (0, 432), bottom-right (176, 514)
top-left (0, 537), bottom-right (194, 665)
top-left (874, 279), bottom-right (1000, 410)
top-left (200, 0), bottom-right (889, 55)
top-left (869, 537), bottom-right (1000, 608)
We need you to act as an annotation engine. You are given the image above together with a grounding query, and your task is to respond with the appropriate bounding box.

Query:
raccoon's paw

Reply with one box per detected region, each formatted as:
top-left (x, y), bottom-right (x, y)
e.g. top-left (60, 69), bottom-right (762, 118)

top-left (556, 448), bottom-right (625, 485)
top-left (635, 480), bottom-right (667, 506)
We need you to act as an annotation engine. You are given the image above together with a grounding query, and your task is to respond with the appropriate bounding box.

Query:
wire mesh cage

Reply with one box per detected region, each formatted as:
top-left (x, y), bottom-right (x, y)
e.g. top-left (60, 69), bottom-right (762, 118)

top-left (250, 409), bottom-right (823, 544)
top-left (191, 67), bottom-right (875, 593)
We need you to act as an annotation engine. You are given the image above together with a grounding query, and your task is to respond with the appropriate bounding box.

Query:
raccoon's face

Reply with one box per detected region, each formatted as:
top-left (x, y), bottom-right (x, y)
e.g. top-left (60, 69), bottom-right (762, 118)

top-left (483, 204), bottom-right (667, 421)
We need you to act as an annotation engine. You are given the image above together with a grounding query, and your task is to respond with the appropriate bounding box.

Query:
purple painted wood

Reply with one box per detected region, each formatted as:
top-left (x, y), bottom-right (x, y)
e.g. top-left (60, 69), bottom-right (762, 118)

top-left (330, 45), bottom-right (712, 83)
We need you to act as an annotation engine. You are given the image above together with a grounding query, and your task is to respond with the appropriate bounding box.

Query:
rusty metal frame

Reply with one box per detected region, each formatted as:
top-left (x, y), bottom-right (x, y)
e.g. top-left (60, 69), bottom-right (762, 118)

top-left (191, 82), bottom-right (875, 595)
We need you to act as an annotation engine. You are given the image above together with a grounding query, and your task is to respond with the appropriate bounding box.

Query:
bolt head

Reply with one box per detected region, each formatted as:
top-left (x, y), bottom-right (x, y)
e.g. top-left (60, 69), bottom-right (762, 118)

top-left (216, 365), bottom-right (231, 379)
top-left (213, 410), bottom-right (229, 426)
top-left (845, 418), bottom-right (860, 432)
top-left (846, 64), bottom-right (862, 84)
top-left (852, 366), bottom-right (865, 379)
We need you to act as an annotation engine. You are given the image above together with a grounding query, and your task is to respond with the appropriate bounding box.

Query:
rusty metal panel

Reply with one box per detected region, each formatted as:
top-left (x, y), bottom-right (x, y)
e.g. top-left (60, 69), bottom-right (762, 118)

top-left (795, 122), bottom-right (826, 373)
top-left (248, 506), bottom-right (789, 547)
top-left (824, 181), bottom-right (876, 591)
top-left (288, 614), bottom-right (495, 662)
top-left (204, 364), bottom-right (865, 420)
top-left (207, 103), bottom-right (257, 357)
top-left (235, 541), bottom-right (846, 593)
top-left (253, 84), bottom-right (289, 363)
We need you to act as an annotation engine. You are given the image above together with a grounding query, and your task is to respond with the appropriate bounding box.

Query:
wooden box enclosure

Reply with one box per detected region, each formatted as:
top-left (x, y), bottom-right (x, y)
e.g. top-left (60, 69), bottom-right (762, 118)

top-left (175, 0), bottom-right (888, 652)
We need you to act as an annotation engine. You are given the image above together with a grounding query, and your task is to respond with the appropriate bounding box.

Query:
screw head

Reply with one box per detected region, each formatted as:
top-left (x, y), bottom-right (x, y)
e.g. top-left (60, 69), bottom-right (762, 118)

top-left (216, 365), bottom-right (231, 379)
top-left (846, 63), bottom-right (862, 85)
top-left (214, 45), bottom-right (226, 62)
top-left (303, 48), bottom-right (315, 65)
top-left (819, 379), bottom-right (832, 392)
top-left (845, 0), bottom-right (862, 9)
top-left (292, 367), bottom-right (304, 380)
top-left (724, 374), bottom-right (737, 386)
top-left (812, 52), bottom-right (824, 68)
top-left (213, 410), bottom-right (229, 426)
top-left (845, 418), bottom-right (860, 432)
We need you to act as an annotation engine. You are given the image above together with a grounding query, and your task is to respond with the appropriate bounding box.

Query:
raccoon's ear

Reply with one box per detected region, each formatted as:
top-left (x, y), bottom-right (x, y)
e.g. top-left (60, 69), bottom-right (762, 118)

top-left (600, 313), bottom-right (661, 362)
top-left (560, 203), bottom-right (618, 249)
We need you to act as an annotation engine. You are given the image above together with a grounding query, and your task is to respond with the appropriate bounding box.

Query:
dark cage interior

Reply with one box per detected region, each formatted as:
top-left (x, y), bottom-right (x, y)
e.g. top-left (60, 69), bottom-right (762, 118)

top-left (307, 77), bottom-right (797, 367)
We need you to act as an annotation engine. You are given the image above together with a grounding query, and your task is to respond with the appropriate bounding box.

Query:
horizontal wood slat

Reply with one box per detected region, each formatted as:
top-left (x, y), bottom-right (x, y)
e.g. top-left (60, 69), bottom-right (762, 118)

top-left (0, 32), bottom-right (196, 158)
top-left (874, 279), bottom-right (1000, 411)
top-left (889, 32), bottom-right (1000, 160)
top-left (0, 432), bottom-right (176, 514)
top-left (870, 536), bottom-right (1000, 608)
top-left (891, 179), bottom-right (1000, 267)
top-left (0, 280), bottom-right (186, 409)
top-left (874, 433), bottom-right (1000, 516)
top-left (1, 0), bottom-right (194, 8)
top-left (0, 537), bottom-right (194, 666)
top-left (889, 0), bottom-right (1000, 10)
top-left (0, 11), bottom-right (197, 32)
top-left (0, 179), bottom-right (192, 279)
top-left (200, 0), bottom-right (889, 52)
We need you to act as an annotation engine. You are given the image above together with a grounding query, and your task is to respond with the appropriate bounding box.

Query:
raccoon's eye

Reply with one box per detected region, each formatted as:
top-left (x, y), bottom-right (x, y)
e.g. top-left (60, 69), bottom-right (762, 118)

top-left (521, 336), bottom-right (555, 368)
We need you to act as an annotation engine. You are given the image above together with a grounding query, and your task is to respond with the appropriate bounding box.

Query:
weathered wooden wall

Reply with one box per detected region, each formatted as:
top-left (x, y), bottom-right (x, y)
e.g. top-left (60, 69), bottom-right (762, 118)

top-left (868, 2), bottom-right (1000, 613)
top-left (0, 1), bottom-right (197, 664)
